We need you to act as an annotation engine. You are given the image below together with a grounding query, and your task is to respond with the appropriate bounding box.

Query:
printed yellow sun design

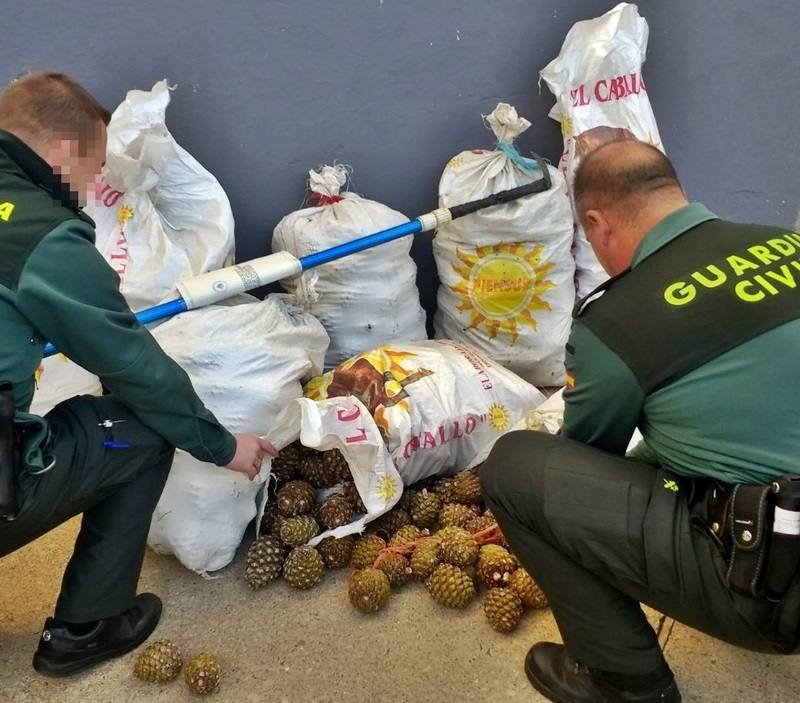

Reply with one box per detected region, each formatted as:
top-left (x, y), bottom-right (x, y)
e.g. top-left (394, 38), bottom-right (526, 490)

top-left (560, 115), bottom-right (573, 137)
top-left (305, 347), bottom-right (418, 414)
top-left (116, 204), bottom-right (134, 225)
top-left (451, 243), bottom-right (556, 343)
top-left (488, 403), bottom-right (511, 431)
top-left (376, 473), bottom-right (400, 502)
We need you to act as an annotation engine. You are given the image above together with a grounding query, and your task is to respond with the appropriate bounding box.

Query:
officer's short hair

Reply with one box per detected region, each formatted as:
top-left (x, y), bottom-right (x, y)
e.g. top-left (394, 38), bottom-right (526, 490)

top-left (0, 72), bottom-right (110, 155)
top-left (573, 141), bottom-right (682, 223)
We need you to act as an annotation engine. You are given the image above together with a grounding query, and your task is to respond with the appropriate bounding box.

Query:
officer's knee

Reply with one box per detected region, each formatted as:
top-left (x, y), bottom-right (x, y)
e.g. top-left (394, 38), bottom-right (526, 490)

top-left (480, 430), bottom-right (531, 497)
top-left (480, 430), bottom-right (553, 501)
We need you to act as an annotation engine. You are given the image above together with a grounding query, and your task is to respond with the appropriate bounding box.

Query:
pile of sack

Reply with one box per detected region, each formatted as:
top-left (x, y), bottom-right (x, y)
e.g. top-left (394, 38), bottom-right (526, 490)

top-left (30, 2), bottom-right (667, 576)
top-left (32, 82), bottom-right (330, 574)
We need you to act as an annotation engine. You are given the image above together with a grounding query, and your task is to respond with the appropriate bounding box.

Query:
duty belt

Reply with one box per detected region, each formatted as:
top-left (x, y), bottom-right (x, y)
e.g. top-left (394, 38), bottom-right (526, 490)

top-left (693, 476), bottom-right (800, 653)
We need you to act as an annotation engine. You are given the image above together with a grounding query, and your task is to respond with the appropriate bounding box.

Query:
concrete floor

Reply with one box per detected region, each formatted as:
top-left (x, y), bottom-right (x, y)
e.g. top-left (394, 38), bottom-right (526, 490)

top-left (1, 518), bottom-right (798, 703)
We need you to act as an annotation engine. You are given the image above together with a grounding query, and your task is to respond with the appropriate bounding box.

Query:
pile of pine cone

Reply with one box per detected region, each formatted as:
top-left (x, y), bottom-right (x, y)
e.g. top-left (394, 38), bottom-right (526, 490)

top-left (244, 442), bottom-right (548, 634)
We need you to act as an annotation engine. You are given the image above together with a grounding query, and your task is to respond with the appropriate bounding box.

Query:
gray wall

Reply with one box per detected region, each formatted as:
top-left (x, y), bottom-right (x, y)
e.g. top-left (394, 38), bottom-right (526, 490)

top-left (4, 0), bottom-right (798, 318)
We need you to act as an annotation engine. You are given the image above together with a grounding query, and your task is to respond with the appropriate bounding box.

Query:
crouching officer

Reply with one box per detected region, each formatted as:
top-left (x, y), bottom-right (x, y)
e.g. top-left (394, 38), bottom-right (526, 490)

top-left (0, 72), bottom-right (277, 676)
top-left (481, 140), bottom-right (800, 702)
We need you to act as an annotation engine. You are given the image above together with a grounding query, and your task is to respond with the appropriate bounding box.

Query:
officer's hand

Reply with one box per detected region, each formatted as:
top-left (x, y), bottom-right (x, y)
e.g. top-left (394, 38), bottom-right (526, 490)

top-left (226, 434), bottom-right (279, 480)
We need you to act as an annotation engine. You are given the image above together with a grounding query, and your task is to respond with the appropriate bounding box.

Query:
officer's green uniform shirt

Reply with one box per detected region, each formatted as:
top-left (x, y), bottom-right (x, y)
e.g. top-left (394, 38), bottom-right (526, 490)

top-left (562, 202), bottom-right (800, 485)
top-left (0, 130), bottom-right (236, 471)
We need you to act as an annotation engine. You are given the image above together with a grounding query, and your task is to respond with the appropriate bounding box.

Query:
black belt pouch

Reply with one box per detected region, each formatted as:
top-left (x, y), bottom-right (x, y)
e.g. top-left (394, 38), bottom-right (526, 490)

top-left (0, 381), bottom-right (18, 520)
top-left (726, 484), bottom-right (774, 598)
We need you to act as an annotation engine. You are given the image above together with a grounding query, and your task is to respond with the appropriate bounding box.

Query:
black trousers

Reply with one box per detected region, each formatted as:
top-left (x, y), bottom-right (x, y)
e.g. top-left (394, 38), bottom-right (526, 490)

top-left (480, 430), bottom-right (778, 676)
top-left (0, 395), bottom-right (173, 622)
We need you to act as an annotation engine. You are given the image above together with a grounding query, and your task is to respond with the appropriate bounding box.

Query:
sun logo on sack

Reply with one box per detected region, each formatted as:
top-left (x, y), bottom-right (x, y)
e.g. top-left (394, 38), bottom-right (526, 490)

top-left (451, 243), bottom-right (556, 342)
top-left (560, 115), bottom-right (573, 137)
top-left (305, 347), bottom-right (432, 440)
top-left (376, 473), bottom-right (400, 502)
top-left (488, 403), bottom-right (511, 431)
top-left (117, 204), bottom-right (134, 225)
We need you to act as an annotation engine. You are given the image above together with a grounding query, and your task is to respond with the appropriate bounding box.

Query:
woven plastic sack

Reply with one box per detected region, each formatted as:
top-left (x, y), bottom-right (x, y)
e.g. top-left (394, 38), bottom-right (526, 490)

top-left (272, 165), bottom-right (427, 368)
top-left (87, 79), bottom-right (235, 311)
top-left (433, 103), bottom-right (575, 386)
top-left (541, 2), bottom-right (664, 297)
top-left (146, 296), bottom-right (328, 573)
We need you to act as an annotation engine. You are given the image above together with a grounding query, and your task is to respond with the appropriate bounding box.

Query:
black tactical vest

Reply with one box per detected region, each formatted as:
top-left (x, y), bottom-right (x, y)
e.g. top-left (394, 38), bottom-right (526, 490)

top-left (576, 218), bottom-right (800, 394)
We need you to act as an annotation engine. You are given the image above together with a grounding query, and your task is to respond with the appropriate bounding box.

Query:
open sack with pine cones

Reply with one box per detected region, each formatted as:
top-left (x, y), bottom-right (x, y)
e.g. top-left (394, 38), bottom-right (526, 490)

top-left (258, 339), bottom-right (546, 546)
top-left (236, 340), bottom-right (554, 636)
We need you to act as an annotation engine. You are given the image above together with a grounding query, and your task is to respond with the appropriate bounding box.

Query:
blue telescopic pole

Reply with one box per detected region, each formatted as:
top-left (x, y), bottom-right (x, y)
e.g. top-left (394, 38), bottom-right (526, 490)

top-left (299, 219), bottom-right (422, 269)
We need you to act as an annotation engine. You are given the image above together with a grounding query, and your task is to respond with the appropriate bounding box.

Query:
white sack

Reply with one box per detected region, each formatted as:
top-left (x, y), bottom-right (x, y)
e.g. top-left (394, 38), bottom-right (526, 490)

top-left (272, 165), bottom-right (427, 368)
top-left (433, 103), bottom-right (575, 387)
top-left (147, 296), bottom-right (329, 573)
top-left (87, 79), bottom-right (235, 311)
top-left (540, 2), bottom-right (664, 297)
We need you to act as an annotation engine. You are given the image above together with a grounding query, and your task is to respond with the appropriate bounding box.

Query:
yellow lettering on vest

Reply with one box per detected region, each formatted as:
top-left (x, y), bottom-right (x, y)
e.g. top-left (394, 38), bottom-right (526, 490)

top-left (735, 280), bottom-right (765, 302)
top-left (727, 254), bottom-right (759, 276)
top-left (754, 274), bottom-right (779, 295)
top-left (791, 261), bottom-right (800, 274)
top-left (664, 281), bottom-right (696, 306)
top-left (787, 233), bottom-right (800, 249)
top-left (748, 244), bottom-right (781, 265)
top-left (0, 202), bottom-right (14, 221)
top-left (768, 237), bottom-right (796, 257)
top-left (691, 265), bottom-right (727, 288)
top-left (765, 265), bottom-right (796, 289)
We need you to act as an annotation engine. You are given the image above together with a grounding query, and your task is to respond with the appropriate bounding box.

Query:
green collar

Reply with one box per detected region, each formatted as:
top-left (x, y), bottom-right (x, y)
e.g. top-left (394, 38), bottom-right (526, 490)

top-left (631, 203), bottom-right (719, 267)
top-left (0, 128), bottom-right (84, 214)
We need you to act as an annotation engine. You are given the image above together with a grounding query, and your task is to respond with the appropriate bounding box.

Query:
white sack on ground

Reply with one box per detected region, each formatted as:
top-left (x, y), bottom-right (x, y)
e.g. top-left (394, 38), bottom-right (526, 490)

top-left (34, 80), bottom-right (236, 415)
top-left (272, 340), bottom-right (545, 542)
top-left (540, 2), bottom-right (664, 298)
top-left (272, 165), bottom-right (427, 369)
top-left (433, 103), bottom-right (575, 387)
top-left (147, 296), bottom-right (329, 574)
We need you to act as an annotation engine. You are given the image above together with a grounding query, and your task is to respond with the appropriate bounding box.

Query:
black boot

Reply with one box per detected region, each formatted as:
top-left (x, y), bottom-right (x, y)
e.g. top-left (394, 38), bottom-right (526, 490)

top-left (32, 593), bottom-right (162, 677)
top-left (525, 642), bottom-right (681, 703)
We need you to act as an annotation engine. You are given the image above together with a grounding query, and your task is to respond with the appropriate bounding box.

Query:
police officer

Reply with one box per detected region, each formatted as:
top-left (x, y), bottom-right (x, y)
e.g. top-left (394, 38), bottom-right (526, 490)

top-left (481, 140), bottom-right (800, 702)
top-left (0, 72), bottom-right (277, 676)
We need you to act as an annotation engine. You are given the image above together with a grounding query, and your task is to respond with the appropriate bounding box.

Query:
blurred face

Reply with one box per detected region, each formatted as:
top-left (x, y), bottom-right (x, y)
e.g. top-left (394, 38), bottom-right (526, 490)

top-left (46, 121), bottom-right (107, 206)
